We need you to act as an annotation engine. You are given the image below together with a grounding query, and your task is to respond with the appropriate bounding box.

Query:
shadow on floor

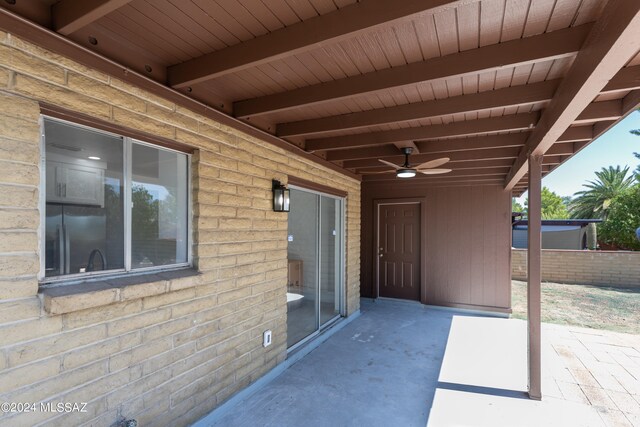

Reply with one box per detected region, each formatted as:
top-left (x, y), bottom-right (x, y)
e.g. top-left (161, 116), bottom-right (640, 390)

top-left (205, 298), bottom-right (531, 427)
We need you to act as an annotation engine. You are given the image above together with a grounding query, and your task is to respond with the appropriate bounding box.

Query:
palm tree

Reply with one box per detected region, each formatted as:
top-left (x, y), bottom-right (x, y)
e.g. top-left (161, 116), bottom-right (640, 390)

top-left (569, 166), bottom-right (634, 219)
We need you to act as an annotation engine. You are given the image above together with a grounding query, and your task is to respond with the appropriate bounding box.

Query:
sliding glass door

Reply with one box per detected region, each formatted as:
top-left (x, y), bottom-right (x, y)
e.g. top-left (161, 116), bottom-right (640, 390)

top-left (286, 187), bottom-right (344, 349)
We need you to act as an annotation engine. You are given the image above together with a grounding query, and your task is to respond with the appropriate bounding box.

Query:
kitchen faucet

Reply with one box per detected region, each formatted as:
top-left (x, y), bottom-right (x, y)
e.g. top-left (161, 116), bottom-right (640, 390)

top-left (86, 249), bottom-right (107, 272)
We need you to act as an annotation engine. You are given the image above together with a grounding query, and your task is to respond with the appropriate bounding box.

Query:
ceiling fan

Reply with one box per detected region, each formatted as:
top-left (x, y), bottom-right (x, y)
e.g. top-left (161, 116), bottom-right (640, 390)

top-left (371, 147), bottom-right (451, 178)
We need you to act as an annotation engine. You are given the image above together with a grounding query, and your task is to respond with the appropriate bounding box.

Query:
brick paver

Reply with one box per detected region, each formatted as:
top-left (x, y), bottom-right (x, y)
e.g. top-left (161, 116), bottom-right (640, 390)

top-left (544, 324), bottom-right (640, 426)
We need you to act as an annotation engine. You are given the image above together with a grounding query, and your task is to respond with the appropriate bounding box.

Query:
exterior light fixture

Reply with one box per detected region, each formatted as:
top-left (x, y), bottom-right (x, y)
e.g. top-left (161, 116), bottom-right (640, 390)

top-left (272, 179), bottom-right (290, 212)
top-left (396, 168), bottom-right (416, 178)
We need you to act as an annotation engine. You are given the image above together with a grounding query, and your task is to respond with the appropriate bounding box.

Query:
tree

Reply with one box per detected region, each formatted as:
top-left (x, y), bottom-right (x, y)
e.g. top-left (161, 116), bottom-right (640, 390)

top-left (569, 166), bottom-right (634, 219)
top-left (599, 185), bottom-right (640, 250)
top-left (524, 187), bottom-right (570, 219)
top-left (512, 199), bottom-right (524, 213)
top-left (634, 152), bottom-right (640, 182)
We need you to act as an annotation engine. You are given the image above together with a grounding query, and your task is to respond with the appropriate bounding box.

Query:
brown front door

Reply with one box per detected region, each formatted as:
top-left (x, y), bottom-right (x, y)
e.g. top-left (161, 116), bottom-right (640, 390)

top-left (377, 203), bottom-right (421, 301)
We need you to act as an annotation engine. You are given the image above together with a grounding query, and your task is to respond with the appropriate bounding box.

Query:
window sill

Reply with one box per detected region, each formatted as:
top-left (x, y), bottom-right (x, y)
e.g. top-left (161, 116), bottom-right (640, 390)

top-left (41, 268), bottom-right (201, 315)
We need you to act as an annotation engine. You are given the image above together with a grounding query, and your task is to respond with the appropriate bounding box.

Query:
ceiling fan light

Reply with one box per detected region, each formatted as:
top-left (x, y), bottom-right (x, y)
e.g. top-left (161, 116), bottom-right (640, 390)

top-left (396, 168), bottom-right (416, 178)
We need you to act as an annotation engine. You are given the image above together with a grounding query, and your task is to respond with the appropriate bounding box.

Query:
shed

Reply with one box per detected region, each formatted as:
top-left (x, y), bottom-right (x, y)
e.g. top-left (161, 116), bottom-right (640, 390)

top-left (512, 218), bottom-right (602, 250)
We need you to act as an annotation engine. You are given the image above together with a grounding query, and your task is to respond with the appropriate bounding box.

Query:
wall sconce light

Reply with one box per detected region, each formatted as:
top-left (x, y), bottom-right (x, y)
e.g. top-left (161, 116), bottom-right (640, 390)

top-left (272, 179), bottom-right (290, 212)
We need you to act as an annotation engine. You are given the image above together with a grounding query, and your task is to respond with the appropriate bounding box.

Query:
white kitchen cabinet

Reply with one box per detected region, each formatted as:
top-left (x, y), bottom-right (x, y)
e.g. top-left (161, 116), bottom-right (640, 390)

top-left (46, 160), bottom-right (105, 207)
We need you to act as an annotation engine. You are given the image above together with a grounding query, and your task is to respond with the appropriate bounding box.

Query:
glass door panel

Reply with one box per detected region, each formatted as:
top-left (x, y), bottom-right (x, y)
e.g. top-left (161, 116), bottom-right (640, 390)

top-left (320, 196), bottom-right (342, 325)
top-left (286, 189), bottom-right (319, 347)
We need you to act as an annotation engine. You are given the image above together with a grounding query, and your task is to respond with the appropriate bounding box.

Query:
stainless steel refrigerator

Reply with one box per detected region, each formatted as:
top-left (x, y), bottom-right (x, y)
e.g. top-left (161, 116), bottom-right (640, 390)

top-left (45, 203), bottom-right (122, 277)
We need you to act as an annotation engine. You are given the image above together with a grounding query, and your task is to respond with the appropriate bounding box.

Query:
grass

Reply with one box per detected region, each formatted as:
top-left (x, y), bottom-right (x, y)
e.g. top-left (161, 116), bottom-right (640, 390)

top-left (511, 280), bottom-right (640, 335)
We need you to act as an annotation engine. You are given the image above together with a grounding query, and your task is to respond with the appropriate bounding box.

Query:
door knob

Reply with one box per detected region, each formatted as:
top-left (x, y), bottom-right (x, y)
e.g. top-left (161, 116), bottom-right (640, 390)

top-left (379, 253), bottom-right (383, 257)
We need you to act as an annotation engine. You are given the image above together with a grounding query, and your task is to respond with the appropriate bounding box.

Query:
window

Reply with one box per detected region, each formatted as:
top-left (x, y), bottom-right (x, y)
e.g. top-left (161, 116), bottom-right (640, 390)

top-left (42, 118), bottom-right (190, 282)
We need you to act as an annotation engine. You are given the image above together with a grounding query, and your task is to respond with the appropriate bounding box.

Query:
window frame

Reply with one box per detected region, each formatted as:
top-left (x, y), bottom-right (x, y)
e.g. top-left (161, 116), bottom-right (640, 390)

top-left (38, 116), bottom-right (193, 285)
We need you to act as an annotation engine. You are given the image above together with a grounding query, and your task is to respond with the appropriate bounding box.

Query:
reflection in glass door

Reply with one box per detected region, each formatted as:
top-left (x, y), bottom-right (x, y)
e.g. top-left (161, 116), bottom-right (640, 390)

top-left (286, 188), bottom-right (344, 348)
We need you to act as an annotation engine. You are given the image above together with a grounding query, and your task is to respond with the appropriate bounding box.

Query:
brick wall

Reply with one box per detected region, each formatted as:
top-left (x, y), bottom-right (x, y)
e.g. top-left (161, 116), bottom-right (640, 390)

top-left (512, 249), bottom-right (640, 287)
top-left (0, 31), bottom-right (361, 426)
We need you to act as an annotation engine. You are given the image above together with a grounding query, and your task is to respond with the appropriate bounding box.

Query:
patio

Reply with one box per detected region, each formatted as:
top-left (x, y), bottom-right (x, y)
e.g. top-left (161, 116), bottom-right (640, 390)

top-left (197, 299), bottom-right (640, 427)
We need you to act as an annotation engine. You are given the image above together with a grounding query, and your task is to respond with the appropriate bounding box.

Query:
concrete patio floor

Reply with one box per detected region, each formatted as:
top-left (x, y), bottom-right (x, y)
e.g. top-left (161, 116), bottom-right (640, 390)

top-left (196, 299), bottom-right (640, 427)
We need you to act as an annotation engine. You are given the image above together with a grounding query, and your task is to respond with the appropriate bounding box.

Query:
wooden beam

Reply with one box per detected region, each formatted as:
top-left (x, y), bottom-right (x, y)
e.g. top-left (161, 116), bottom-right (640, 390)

top-left (325, 145), bottom-right (401, 162)
top-left (234, 25), bottom-right (592, 118)
top-left (52, 0), bottom-right (132, 35)
top-left (573, 100), bottom-right (622, 124)
top-left (557, 125), bottom-right (592, 142)
top-left (414, 133), bottom-right (529, 154)
top-left (306, 113), bottom-right (539, 152)
top-left (527, 153), bottom-right (543, 401)
top-left (505, 0), bottom-right (640, 191)
top-left (344, 147), bottom-right (521, 169)
top-left (167, 0), bottom-right (469, 88)
top-left (601, 65), bottom-right (640, 93)
top-left (277, 80), bottom-right (559, 137)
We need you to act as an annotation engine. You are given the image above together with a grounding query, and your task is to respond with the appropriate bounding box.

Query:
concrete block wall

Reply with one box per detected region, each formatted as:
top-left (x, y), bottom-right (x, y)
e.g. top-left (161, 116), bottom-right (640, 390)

top-left (0, 31), bottom-right (361, 426)
top-left (512, 249), bottom-right (640, 287)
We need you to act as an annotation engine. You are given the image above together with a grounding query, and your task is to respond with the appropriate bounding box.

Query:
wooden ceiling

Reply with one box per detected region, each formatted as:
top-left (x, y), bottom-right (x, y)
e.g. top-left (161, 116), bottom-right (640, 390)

top-left (2, 0), bottom-right (640, 195)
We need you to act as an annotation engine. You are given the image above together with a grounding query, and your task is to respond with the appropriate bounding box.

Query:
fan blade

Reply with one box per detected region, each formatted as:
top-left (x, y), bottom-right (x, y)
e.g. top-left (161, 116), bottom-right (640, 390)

top-left (359, 170), bottom-right (396, 175)
top-left (415, 157), bottom-right (450, 170)
top-left (417, 168), bottom-right (452, 175)
top-left (378, 159), bottom-right (401, 169)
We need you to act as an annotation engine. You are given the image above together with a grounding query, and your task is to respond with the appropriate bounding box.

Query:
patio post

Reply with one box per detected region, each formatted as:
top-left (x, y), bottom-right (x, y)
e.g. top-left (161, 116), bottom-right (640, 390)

top-left (527, 153), bottom-right (543, 400)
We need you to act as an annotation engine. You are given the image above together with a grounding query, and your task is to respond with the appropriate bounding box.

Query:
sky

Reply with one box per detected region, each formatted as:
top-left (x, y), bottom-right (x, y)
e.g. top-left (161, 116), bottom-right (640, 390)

top-left (515, 110), bottom-right (640, 205)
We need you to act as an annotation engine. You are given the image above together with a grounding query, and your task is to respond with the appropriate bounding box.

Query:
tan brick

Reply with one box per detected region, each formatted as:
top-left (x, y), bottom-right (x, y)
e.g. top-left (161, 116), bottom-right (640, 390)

top-left (63, 299), bottom-right (142, 330)
top-left (0, 253), bottom-right (39, 278)
top-left (0, 67), bottom-right (8, 87)
top-left (120, 279), bottom-right (168, 301)
top-left (0, 357), bottom-right (60, 393)
top-left (6, 359), bottom-right (108, 404)
top-left (0, 114), bottom-right (39, 144)
top-left (199, 123), bottom-right (236, 146)
top-left (9, 36), bottom-right (109, 83)
top-left (194, 177), bottom-right (237, 194)
top-left (237, 273), bottom-right (265, 287)
top-left (0, 230), bottom-right (37, 252)
top-left (141, 341), bottom-right (196, 377)
top-left (112, 107), bottom-right (175, 140)
top-left (142, 316), bottom-right (193, 342)
top-left (219, 169), bottom-right (253, 186)
top-left (0, 296), bottom-right (40, 323)
top-left (161, 272), bottom-right (200, 292)
top-left (107, 308), bottom-right (171, 336)
top-left (0, 277), bottom-right (38, 300)
top-left (62, 331), bottom-right (141, 370)
top-left (194, 279), bottom-right (236, 298)
top-left (7, 324), bottom-right (106, 367)
top-left (237, 252), bottom-right (266, 265)
top-left (0, 137), bottom-right (40, 165)
top-left (67, 72), bottom-right (146, 113)
top-left (237, 161), bottom-right (265, 177)
top-left (0, 92), bottom-right (40, 122)
top-left (13, 74), bottom-right (111, 120)
top-left (146, 102), bottom-right (198, 132)
top-left (0, 208), bottom-right (39, 231)
top-left (195, 204), bottom-right (236, 218)
top-left (142, 287), bottom-right (197, 310)
top-left (109, 336), bottom-right (173, 372)
top-left (110, 77), bottom-right (174, 110)
top-left (194, 301), bottom-right (236, 324)
top-left (104, 363), bottom-right (172, 409)
top-left (197, 255), bottom-right (237, 270)
top-left (0, 43), bottom-right (65, 85)
top-left (44, 285), bottom-right (120, 315)
top-left (194, 190), bottom-right (219, 206)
